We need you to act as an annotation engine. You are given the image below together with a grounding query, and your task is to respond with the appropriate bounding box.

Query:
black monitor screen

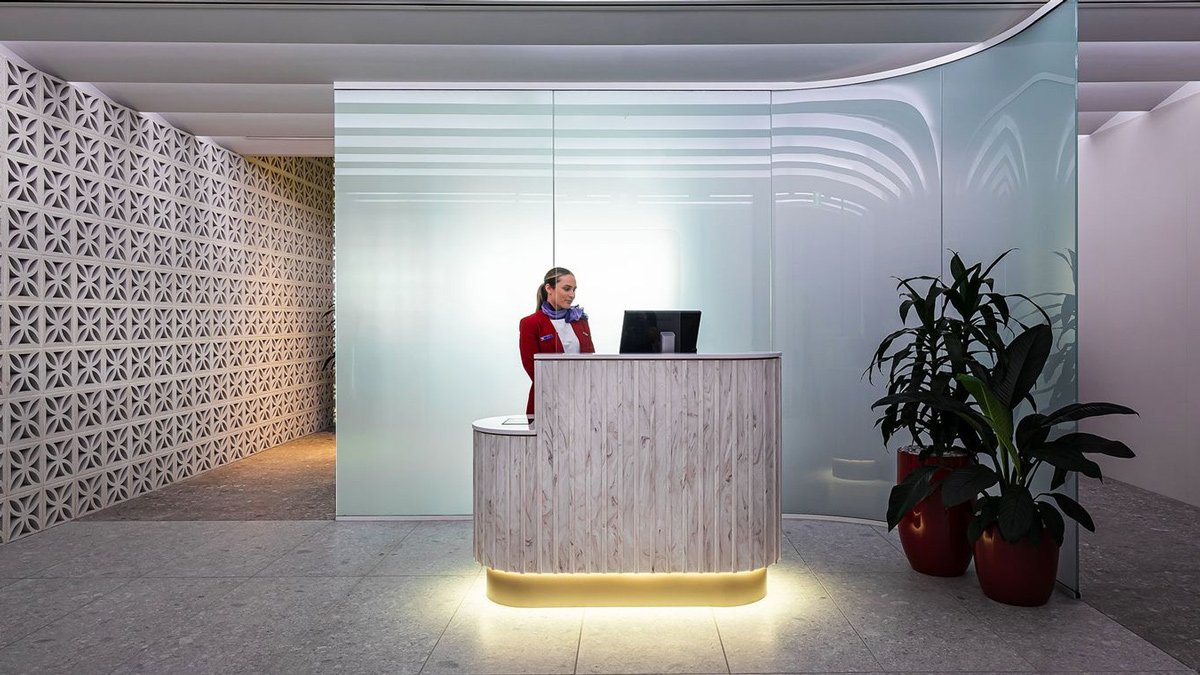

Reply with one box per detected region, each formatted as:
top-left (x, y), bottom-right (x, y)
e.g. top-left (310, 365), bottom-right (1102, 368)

top-left (619, 310), bottom-right (701, 354)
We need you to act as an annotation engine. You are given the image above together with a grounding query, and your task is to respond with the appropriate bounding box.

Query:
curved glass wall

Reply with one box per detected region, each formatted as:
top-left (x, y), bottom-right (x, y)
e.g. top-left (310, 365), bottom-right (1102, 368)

top-left (335, 0), bottom-right (1077, 585)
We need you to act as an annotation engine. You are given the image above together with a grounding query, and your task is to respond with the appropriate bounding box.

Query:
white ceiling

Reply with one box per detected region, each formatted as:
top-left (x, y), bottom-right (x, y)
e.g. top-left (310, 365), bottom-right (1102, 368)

top-left (2, 1), bottom-right (1198, 154)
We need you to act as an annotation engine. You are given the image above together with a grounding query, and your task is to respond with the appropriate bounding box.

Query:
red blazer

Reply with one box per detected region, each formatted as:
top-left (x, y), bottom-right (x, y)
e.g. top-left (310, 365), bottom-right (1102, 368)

top-left (519, 310), bottom-right (595, 415)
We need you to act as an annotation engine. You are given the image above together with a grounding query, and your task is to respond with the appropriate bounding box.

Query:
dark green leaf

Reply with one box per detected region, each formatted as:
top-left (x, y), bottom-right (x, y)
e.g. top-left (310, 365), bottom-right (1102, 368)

top-left (1028, 447), bottom-right (1103, 480)
top-left (950, 254), bottom-right (966, 282)
top-left (1050, 467), bottom-right (1068, 490)
top-left (969, 496), bottom-right (999, 543)
top-left (994, 324), bottom-right (1053, 409)
top-left (980, 248), bottom-right (1016, 279)
top-left (1016, 413), bottom-right (1051, 451)
top-left (1048, 492), bottom-right (1095, 531)
top-left (886, 466), bottom-right (939, 530)
top-left (1037, 502), bottom-right (1065, 546)
top-left (1042, 432), bottom-right (1135, 458)
top-left (1042, 402), bottom-right (1138, 427)
top-left (940, 465), bottom-right (998, 507)
top-left (997, 486), bottom-right (1037, 542)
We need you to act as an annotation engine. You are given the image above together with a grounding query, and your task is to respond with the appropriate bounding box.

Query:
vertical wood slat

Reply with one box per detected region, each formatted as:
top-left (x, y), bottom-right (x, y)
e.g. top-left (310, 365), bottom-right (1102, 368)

top-left (494, 427), bottom-right (507, 567)
top-left (654, 364), bottom-right (671, 572)
top-left (536, 361), bottom-right (555, 572)
top-left (587, 360), bottom-right (605, 573)
top-left (620, 359), bottom-right (638, 572)
top-left (638, 361), bottom-right (655, 573)
top-left (668, 361), bottom-right (683, 572)
top-left (473, 430), bottom-right (482, 565)
top-left (717, 359), bottom-right (734, 571)
top-left (510, 434), bottom-right (524, 571)
top-left (556, 361), bottom-right (572, 573)
top-left (524, 425), bottom-right (538, 572)
top-left (701, 360), bottom-right (715, 572)
top-left (734, 357), bottom-right (744, 566)
top-left (684, 360), bottom-right (700, 572)
top-left (749, 359), bottom-right (764, 569)
top-left (480, 355), bottom-right (780, 574)
top-left (772, 357), bottom-right (782, 562)
top-left (605, 361), bottom-right (621, 573)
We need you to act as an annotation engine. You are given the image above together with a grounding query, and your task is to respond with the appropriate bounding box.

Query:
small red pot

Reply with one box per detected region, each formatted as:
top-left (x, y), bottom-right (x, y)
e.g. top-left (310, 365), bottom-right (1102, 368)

top-left (973, 524), bottom-right (1059, 606)
top-left (896, 446), bottom-right (973, 577)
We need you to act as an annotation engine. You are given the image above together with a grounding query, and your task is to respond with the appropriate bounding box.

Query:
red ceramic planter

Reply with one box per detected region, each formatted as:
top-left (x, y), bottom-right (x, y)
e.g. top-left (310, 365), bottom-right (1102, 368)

top-left (973, 525), bottom-right (1060, 606)
top-left (895, 446), bottom-right (973, 577)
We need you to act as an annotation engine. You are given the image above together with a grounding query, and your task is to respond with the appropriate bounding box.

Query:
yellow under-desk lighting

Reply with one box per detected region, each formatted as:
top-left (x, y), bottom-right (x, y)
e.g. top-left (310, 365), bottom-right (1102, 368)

top-left (486, 567), bottom-right (768, 608)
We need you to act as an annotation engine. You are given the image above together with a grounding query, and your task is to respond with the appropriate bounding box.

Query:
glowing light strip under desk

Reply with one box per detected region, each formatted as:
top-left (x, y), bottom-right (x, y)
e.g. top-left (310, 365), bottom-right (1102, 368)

top-left (486, 568), bottom-right (768, 607)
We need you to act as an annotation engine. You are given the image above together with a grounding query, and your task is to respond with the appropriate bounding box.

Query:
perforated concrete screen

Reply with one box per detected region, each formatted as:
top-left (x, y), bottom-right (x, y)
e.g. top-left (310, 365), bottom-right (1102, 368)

top-left (0, 56), bottom-right (335, 543)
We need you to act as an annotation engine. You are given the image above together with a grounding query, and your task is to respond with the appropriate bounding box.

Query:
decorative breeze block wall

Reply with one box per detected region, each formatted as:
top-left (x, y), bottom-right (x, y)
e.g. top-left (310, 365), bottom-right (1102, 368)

top-left (0, 55), bottom-right (335, 544)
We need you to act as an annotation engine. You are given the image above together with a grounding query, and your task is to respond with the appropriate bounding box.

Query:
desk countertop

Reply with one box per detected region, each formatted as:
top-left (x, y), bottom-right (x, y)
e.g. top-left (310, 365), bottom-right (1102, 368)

top-left (472, 415), bottom-right (536, 436)
top-left (535, 352), bottom-right (781, 361)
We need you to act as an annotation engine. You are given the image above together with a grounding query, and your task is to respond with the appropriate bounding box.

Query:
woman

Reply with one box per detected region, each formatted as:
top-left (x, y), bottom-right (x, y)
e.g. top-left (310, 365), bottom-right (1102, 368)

top-left (519, 267), bottom-right (595, 415)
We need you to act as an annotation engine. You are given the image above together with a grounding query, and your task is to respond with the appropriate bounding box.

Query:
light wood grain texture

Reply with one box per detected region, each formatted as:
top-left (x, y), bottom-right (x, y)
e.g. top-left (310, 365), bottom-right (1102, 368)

top-left (475, 354), bottom-right (781, 574)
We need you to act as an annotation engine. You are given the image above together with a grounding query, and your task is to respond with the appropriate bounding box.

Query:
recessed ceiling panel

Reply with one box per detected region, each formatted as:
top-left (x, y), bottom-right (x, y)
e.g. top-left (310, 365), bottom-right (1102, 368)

top-left (1078, 81), bottom-right (1184, 112)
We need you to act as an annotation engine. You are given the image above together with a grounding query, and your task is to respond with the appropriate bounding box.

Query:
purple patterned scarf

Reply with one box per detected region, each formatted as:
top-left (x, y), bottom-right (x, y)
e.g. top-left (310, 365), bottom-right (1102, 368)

top-left (541, 301), bottom-right (588, 323)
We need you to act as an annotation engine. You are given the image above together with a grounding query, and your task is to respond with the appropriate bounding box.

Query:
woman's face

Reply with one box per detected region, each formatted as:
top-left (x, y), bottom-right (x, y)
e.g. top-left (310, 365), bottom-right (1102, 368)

top-left (545, 274), bottom-right (577, 310)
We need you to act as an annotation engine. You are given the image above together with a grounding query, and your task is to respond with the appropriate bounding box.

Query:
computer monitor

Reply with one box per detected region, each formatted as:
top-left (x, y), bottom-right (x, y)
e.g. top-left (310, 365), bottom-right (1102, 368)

top-left (619, 310), bottom-right (701, 354)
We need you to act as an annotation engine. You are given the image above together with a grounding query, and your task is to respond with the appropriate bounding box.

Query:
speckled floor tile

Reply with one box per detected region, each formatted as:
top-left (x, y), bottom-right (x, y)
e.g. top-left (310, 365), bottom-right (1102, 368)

top-left (715, 551), bottom-right (880, 674)
top-left (577, 606), bottom-right (727, 674)
top-left (370, 520), bottom-right (480, 577)
top-left (422, 575), bottom-right (582, 674)
top-left (1079, 479), bottom-right (1200, 672)
top-left (114, 576), bottom-right (360, 674)
top-left (140, 520), bottom-right (326, 577)
top-left (0, 577), bottom-right (243, 675)
top-left (0, 577), bottom-right (130, 648)
top-left (265, 575), bottom-right (477, 674)
top-left (84, 432), bottom-right (335, 522)
top-left (33, 521), bottom-right (223, 578)
top-left (255, 520), bottom-right (418, 577)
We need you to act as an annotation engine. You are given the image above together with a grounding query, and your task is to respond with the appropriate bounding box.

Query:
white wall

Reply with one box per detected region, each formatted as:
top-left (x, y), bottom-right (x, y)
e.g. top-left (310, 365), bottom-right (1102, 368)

top-left (1079, 95), bottom-right (1200, 508)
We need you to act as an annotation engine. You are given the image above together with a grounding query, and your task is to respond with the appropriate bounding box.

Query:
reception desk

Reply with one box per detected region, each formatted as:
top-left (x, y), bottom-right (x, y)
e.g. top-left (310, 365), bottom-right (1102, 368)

top-left (473, 353), bottom-right (782, 607)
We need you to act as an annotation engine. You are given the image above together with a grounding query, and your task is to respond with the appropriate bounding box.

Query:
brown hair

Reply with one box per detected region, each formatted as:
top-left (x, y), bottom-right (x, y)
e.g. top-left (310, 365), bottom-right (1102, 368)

top-left (536, 267), bottom-right (574, 310)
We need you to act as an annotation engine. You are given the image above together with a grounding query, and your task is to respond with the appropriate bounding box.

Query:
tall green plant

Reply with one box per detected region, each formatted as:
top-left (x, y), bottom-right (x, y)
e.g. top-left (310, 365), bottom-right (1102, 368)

top-left (882, 324), bottom-right (1137, 545)
top-left (867, 250), bottom-right (1044, 458)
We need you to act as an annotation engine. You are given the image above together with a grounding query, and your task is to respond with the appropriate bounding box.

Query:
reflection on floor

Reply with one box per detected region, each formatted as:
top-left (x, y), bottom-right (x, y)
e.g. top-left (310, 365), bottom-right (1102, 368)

top-left (0, 432), bottom-right (1194, 674)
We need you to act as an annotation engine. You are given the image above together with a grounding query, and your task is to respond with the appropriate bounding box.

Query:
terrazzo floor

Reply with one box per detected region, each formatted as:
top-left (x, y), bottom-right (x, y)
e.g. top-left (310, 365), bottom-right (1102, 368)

top-left (0, 433), bottom-right (1193, 674)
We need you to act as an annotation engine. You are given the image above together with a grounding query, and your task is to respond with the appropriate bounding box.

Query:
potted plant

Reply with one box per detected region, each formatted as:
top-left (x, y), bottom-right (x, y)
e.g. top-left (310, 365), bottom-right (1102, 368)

top-left (868, 251), bottom-right (1044, 577)
top-left (904, 323), bottom-right (1136, 606)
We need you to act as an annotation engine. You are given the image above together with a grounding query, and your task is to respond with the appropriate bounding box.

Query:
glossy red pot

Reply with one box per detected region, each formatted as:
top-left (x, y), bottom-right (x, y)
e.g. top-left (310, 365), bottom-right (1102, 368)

top-left (895, 446), bottom-right (973, 577)
top-left (973, 524), bottom-right (1059, 606)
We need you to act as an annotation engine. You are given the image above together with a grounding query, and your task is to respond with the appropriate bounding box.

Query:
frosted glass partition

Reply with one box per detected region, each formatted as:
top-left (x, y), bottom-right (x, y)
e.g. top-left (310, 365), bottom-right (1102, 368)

top-left (335, 0), bottom-right (1077, 585)
top-left (335, 91), bottom-right (553, 515)
top-left (942, 0), bottom-right (1079, 591)
top-left (552, 91), bottom-right (772, 353)
top-left (771, 71), bottom-right (943, 519)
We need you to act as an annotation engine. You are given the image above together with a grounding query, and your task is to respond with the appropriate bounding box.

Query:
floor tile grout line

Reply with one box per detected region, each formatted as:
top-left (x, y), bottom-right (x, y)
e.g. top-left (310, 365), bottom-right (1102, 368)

top-left (0, 576), bottom-right (139, 652)
top-left (783, 530), bottom-right (885, 674)
top-left (416, 566), bottom-right (483, 675)
top-left (573, 606), bottom-right (586, 674)
top-left (710, 606), bottom-right (733, 675)
top-left (357, 519), bottom-right (424, 578)
top-left (246, 520), bottom-right (337, 579)
top-left (870, 524), bottom-right (903, 553)
top-left (102, 573), bottom-right (262, 675)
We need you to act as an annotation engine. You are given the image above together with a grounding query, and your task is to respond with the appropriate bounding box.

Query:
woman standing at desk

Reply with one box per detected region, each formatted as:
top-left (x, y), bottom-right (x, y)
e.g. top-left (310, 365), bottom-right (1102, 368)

top-left (519, 267), bottom-right (595, 415)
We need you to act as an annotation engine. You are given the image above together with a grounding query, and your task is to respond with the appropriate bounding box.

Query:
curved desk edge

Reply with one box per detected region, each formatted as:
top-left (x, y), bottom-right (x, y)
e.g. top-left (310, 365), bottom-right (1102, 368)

top-left (472, 415), bottom-right (535, 436)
